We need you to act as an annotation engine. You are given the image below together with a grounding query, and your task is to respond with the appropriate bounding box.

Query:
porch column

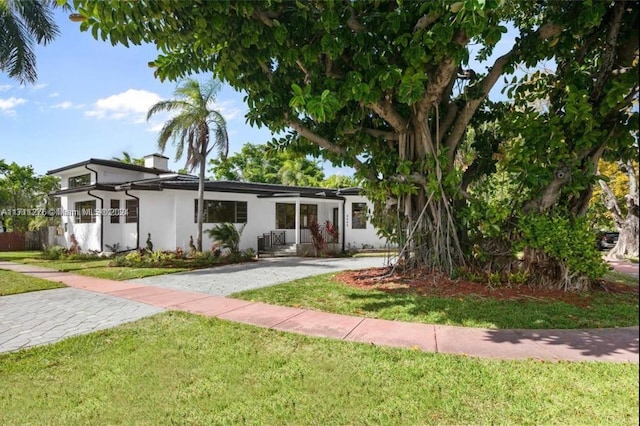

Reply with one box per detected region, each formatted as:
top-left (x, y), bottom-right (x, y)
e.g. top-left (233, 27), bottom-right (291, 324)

top-left (295, 199), bottom-right (301, 245)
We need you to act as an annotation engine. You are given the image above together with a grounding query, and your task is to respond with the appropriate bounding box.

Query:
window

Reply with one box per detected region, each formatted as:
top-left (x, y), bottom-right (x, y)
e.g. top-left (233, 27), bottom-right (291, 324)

top-left (276, 203), bottom-right (317, 229)
top-left (68, 173), bottom-right (91, 188)
top-left (110, 199), bottom-right (120, 224)
top-left (352, 203), bottom-right (367, 229)
top-left (195, 200), bottom-right (247, 223)
top-left (74, 200), bottom-right (96, 224)
top-left (125, 199), bottom-right (138, 223)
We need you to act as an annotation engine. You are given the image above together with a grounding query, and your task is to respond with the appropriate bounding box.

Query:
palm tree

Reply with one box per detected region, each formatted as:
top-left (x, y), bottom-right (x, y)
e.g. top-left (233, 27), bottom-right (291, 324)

top-left (112, 151), bottom-right (144, 166)
top-left (0, 0), bottom-right (61, 84)
top-left (147, 78), bottom-right (229, 252)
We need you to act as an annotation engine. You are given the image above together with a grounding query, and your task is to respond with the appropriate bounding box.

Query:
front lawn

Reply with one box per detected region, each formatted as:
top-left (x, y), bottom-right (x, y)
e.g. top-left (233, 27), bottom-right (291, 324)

top-left (14, 256), bottom-right (190, 281)
top-left (0, 251), bottom-right (253, 281)
top-left (0, 269), bottom-right (65, 296)
top-left (0, 312), bottom-right (636, 425)
top-left (232, 273), bottom-right (639, 329)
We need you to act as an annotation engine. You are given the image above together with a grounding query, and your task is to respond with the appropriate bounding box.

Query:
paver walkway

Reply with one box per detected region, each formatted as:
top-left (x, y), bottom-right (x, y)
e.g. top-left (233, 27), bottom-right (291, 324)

top-left (0, 259), bottom-right (637, 362)
top-left (128, 256), bottom-right (391, 295)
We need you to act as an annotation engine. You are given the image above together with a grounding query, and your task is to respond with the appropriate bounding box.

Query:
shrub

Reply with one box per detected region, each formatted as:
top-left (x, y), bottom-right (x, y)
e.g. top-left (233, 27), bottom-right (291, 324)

top-left (124, 251), bottom-right (143, 264)
top-left (205, 223), bottom-right (245, 255)
top-left (42, 245), bottom-right (66, 260)
top-left (517, 213), bottom-right (609, 287)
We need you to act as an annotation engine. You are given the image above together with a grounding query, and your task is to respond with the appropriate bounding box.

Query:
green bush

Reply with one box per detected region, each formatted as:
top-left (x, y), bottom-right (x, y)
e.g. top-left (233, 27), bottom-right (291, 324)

top-left (205, 223), bottom-right (245, 255)
top-left (42, 246), bottom-right (66, 260)
top-left (516, 213), bottom-right (608, 280)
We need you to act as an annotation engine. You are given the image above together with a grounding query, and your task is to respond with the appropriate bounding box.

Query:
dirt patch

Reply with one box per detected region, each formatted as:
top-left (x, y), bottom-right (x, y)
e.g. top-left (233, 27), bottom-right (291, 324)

top-left (333, 267), bottom-right (638, 307)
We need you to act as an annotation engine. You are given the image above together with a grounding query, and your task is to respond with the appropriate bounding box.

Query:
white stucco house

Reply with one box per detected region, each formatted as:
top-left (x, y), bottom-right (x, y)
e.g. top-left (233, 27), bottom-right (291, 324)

top-left (47, 154), bottom-right (389, 255)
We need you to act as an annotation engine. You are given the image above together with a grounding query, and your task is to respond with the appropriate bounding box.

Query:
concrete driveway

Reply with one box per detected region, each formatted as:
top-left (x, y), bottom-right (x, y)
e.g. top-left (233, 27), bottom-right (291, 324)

top-left (129, 256), bottom-right (391, 296)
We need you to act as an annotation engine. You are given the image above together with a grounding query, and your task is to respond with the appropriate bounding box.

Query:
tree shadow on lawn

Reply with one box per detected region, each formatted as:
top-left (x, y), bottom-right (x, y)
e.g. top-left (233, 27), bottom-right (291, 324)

top-left (342, 290), bottom-right (557, 329)
top-left (346, 291), bottom-right (639, 359)
top-left (484, 326), bottom-right (639, 359)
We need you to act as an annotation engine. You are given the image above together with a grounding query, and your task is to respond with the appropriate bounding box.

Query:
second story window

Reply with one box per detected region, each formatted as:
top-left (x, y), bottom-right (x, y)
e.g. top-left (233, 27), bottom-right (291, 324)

top-left (68, 173), bottom-right (91, 188)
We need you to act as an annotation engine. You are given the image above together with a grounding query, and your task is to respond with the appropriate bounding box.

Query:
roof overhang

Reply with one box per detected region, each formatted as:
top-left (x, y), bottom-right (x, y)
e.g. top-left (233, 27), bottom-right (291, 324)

top-left (49, 183), bottom-right (118, 196)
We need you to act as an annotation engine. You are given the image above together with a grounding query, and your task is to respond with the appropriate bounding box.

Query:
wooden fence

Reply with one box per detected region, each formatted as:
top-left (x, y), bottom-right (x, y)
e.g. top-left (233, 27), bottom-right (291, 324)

top-left (0, 232), bottom-right (25, 251)
top-left (0, 227), bottom-right (56, 251)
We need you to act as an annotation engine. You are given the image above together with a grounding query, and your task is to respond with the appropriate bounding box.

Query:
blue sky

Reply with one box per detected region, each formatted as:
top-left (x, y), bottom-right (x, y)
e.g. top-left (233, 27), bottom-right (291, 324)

top-left (1, 8), bottom-right (517, 180)
top-left (0, 8), bottom-right (322, 177)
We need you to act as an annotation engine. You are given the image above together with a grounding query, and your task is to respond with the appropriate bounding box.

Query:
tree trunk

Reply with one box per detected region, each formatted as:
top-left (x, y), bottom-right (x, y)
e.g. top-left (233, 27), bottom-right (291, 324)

top-left (608, 211), bottom-right (639, 259)
top-left (602, 160), bottom-right (639, 260)
top-left (196, 154), bottom-right (206, 252)
top-left (521, 247), bottom-right (592, 292)
top-left (382, 127), bottom-right (466, 276)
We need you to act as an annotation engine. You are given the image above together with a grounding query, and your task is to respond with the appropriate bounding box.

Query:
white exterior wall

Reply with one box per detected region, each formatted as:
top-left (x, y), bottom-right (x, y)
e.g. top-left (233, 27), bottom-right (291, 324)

top-left (53, 178), bottom-right (388, 253)
top-left (96, 166), bottom-right (157, 184)
top-left (59, 192), bottom-right (103, 252)
top-left (343, 195), bottom-right (388, 249)
top-left (57, 165), bottom-right (156, 190)
top-left (103, 194), bottom-right (137, 251)
top-left (136, 190), bottom-right (177, 251)
top-left (172, 190), bottom-right (268, 252)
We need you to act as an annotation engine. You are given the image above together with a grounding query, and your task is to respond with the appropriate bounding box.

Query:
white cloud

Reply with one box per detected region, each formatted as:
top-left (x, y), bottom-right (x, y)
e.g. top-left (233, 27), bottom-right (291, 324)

top-left (0, 84), bottom-right (12, 92)
top-left (209, 99), bottom-right (243, 122)
top-left (146, 122), bottom-right (164, 133)
top-left (52, 101), bottom-right (73, 109)
top-left (85, 89), bottom-right (162, 122)
top-left (49, 92), bottom-right (60, 98)
top-left (0, 97), bottom-right (27, 115)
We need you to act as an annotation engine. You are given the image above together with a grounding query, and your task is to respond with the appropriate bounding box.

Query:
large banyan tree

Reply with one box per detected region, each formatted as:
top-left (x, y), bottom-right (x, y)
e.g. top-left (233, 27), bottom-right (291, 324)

top-left (71, 0), bottom-right (638, 290)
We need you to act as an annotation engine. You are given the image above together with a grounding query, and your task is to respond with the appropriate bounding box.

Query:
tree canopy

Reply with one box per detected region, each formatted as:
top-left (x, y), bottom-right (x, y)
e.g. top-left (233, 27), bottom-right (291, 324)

top-left (0, 160), bottom-right (59, 232)
top-left (71, 0), bottom-right (638, 290)
top-left (209, 142), bottom-right (325, 186)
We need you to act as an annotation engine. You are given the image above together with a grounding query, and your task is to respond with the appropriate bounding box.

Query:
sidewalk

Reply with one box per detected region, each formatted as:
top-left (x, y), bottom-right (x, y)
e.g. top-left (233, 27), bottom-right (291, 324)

top-left (1, 261), bottom-right (637, 362)
top-left (607, 257), bottom-right (639, 278)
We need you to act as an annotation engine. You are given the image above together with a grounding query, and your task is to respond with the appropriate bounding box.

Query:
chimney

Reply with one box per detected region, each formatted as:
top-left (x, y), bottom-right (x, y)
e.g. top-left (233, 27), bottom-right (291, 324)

top-left (144, 153), bottom-right (169, 171)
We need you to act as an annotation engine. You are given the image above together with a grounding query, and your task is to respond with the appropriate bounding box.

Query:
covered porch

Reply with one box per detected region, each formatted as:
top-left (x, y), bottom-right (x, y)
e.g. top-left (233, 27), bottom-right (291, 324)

top-left (256, 193), bottom-right (344, 256)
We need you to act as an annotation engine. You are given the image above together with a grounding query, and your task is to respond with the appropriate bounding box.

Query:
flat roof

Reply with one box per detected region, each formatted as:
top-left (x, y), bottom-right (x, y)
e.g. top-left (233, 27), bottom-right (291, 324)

top-left (47, 158), bottom-right (170, 175)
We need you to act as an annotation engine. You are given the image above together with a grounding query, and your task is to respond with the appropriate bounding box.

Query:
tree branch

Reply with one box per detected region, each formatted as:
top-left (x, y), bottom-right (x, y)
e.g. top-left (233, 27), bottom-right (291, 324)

top-left (344, 128), bottom-right (399, 140)
top-left (296, 60), bottom-right (311, 84)
top-left (259, 62), bottom-right (273, 83)
top-left (417, 30), bottom-right (468, 120)
top-left (599, 179), bottom-right (625, 227)
top-left (287, 116), bottom-right (365, 172)
top-left (413, 12), bottom-right (440, 33)
top-left (367, 100), bottom-right (407, 132)
top-left (443, 23), bottom-right (564, 164)
top-left (251, 10), bottom-right (279, 27)
top-left (523, 165), bottom-right (572, 213)
top-left (620, 160), bottom-right (638, 201)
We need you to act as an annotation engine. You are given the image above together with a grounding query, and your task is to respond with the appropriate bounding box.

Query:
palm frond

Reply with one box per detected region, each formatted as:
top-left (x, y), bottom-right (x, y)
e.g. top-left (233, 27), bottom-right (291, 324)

top-left (0, 0), bottom-right (59, 83)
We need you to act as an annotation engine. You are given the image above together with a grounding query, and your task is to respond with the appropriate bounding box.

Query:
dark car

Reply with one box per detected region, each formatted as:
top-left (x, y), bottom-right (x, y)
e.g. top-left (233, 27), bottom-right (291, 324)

top-left (597, 231), bottom-right (619, 250)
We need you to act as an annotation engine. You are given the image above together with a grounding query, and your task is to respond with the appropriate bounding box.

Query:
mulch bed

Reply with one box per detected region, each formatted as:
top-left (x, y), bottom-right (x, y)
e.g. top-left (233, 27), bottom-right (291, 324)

top-left (333, 267), bottom-right (638, 307)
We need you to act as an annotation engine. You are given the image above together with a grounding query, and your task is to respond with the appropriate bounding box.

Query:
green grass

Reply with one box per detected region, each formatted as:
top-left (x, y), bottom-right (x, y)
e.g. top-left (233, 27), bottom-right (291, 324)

top-left (21, 257), bottom-right (190, 280)
top-left (0, 251), bottom-right (255, 281)
top-left (0, 253), bottom-right (190, 281)
top-left (0, 250), bottom-right (44, 261)
top-left (0, 269), bottom-right (65, 296)
top-left (233, 273), bottom-right (639, 329)
top-left (0, 312), bottom-right (636, 425)
top-left (603, 270), bottom-right (639, 287)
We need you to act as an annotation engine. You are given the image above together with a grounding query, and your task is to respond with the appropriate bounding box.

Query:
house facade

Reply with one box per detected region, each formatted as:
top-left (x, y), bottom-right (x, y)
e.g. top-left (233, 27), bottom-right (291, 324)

top-left (47, 154), bottom-right (389, 255)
